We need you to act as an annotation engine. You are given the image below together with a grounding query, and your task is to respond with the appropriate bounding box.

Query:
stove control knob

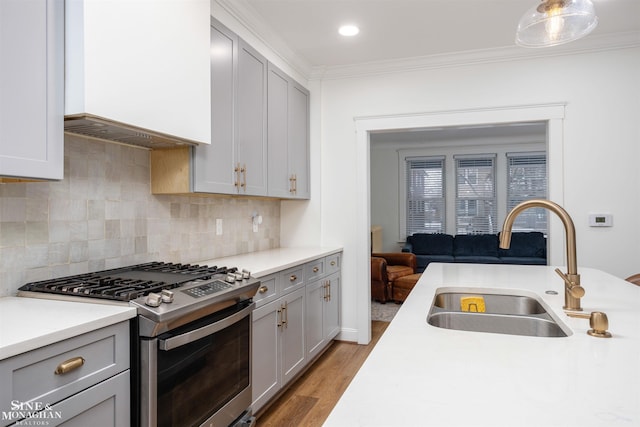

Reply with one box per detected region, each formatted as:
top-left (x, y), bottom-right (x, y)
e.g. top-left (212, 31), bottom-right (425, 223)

top-left (242, 269), bottom-right (251, 280)
top-left (161, 290), bottom-right (174, 303)
top-left (145, 293), bottom-right (162, 307)
top-left (225, 274), bottom-right (236, 284)
top-left (234, 272), bottom-right (244, 281)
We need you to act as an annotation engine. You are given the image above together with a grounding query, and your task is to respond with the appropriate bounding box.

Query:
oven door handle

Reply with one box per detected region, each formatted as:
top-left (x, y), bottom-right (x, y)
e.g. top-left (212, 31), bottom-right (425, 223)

top-left (158, 302), bottom-right (254, 351)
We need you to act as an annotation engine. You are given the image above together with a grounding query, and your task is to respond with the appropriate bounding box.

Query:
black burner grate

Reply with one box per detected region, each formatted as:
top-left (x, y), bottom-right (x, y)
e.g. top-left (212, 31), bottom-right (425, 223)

top-left (19, 262), bottom-right (235, 302)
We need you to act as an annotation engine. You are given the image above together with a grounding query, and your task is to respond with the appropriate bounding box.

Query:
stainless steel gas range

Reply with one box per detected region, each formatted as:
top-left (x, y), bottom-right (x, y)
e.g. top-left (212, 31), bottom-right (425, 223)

top-left (19, 262), bottom-right (260, 427)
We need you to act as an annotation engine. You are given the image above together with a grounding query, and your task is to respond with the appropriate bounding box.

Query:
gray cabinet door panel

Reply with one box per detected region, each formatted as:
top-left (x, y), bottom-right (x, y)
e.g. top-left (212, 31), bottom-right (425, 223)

top-left (0, 0), bottom-right (63, 180)
top-left (193, 21), bottom-right (237, 193)
top-left (236, 41), bottom-right (267, 196)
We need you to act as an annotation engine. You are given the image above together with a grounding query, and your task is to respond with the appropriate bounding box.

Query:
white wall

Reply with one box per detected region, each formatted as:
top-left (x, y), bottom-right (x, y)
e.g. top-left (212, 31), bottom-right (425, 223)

top-left (319, 47), bottom-right (640, 343)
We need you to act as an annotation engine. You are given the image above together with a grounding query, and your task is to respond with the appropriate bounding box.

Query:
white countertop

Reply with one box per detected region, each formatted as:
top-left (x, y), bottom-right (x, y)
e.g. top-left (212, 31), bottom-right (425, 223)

top-left (0, 297), bottom-right (137, 360)
top-left (198, 246), bottom-right (343, 277)
top-left (325, 263), bottom-right (640, 427)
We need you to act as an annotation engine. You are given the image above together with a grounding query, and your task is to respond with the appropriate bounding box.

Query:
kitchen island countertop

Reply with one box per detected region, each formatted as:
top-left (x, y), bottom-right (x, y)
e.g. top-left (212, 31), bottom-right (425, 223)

top-left (198, 246), bottom-right (343, 278)
top-left (0, 297), bottom-right (136, 360)
top-left (324, 263), bottom-right (640, 427)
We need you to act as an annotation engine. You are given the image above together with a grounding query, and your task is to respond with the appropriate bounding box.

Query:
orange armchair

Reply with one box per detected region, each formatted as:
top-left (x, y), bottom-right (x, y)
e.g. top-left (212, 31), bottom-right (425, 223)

top-left (371, 252), bottom-right (417, 303)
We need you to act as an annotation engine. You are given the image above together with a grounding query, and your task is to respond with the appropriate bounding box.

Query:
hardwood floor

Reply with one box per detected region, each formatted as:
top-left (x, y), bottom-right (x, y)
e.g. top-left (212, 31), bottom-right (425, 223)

top-left (255, 321), bottom-right (389, 426)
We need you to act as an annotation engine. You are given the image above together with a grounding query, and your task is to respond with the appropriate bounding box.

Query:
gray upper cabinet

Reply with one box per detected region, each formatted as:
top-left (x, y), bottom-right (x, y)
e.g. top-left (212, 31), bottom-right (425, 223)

top-left (236, 41), bottom-right (268, 196)
top-left (267, 64), bottom-right (310, 199)
top-left (0, 0), bottom-right (64, 181)
top-left (193, 18), bottom-right (267, 196)
top-left (151, 18), bottom-right (308, 200)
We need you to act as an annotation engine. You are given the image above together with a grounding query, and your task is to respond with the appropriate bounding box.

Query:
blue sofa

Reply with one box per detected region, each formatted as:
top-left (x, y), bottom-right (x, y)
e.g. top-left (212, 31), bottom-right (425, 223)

top-left (402, 232), bottom-right (547, 273)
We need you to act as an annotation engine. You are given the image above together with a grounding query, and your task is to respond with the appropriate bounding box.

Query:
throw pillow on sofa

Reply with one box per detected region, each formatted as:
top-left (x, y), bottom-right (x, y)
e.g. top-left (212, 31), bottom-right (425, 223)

top-left (408, 233), bottom-right (454, 255)
top-left (453, 234), bottom-right (499, 257)
top-left (498, 232), bottom-right (546, 258)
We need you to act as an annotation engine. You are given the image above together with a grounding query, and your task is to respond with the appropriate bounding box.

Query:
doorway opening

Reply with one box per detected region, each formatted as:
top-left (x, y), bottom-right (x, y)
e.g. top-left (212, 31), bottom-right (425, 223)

top-left (354, 104), bottom-right (566, 344)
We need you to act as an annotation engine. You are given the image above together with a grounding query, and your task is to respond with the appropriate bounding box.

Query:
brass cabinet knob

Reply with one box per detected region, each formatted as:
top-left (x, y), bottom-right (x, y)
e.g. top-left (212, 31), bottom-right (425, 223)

top-left (588, 311), bottom-right (612, 338)
top-left (313, 267), bottom-right (319, 273)
top-left (290, 275), bottom-right (297, 282)
top-left (258, 286), bottom-right (268, 294)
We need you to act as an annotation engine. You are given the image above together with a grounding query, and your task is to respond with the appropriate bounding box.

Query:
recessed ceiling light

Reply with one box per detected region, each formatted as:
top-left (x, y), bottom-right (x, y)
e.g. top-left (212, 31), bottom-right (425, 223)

top-left (338, 24), bottom-right (360, 37)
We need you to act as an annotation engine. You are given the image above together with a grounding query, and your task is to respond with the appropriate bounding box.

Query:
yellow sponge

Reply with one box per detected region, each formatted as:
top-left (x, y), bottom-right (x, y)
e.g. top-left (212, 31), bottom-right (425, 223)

top-left (460, 296), bottom-right (486, 313)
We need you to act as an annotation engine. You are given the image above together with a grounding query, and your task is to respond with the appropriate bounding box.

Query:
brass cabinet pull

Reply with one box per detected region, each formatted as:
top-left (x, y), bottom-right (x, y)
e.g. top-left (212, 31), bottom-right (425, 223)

top-left (330, 261), bottom-right (336, 266)
top-left (277, 308), bottom-right (282, 328)
top-left (289, 174), bottom-right (296, 194)
top-left (241, 164), bottom-right (247, 190)
top-left (289, 275), bottom-right (297, 282)
top-left (313, 267), bottom-right (319, 273)
top-left (258, 285), bottom-right (268, 294)
top-left (234, 163), bottom-right (240, 188)
top-left (54, 357), bottom-right (85, 375)
top-left (281, 301), bottom-right (288, 328)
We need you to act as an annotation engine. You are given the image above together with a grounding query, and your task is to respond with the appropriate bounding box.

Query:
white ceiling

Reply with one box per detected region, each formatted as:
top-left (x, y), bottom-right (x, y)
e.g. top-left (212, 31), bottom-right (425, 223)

top-left (225, 0), bottom-right (640, 69)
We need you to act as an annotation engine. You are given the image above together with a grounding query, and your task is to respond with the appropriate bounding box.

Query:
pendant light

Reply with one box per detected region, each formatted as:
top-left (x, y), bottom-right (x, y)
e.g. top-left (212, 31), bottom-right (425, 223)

top-left (516, 0), bottom-right (598, 48)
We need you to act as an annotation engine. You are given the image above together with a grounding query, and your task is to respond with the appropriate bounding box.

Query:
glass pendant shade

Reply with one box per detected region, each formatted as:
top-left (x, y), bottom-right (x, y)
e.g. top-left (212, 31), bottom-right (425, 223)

top-left (516, 0), bottom-right (598, 48)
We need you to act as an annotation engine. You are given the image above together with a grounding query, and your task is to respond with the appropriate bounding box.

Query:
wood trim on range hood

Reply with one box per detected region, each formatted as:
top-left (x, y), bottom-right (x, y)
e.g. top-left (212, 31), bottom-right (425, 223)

top-left (64, 114), bottom-right (201, 149)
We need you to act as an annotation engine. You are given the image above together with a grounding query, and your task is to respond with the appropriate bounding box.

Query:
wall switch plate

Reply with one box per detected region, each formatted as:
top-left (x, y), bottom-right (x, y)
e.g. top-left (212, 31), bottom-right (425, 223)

top-left (589, 214), bottom-right (612, 227)
top-left (216, 219), bottom-right (223, 235)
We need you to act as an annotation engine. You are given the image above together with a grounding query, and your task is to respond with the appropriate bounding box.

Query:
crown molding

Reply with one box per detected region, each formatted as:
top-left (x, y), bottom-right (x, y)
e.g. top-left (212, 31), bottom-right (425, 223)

top-left (214, 0), bottom-right (313, 79)
top-left (310, 31), bottom-right (640, 81)
top-left (213, 1), bottom-right (638, 83)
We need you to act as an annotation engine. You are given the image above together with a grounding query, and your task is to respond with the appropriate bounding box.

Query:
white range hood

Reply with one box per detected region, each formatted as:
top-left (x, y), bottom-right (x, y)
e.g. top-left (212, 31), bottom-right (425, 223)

top-left (64, 0), bottom-right (211, 148)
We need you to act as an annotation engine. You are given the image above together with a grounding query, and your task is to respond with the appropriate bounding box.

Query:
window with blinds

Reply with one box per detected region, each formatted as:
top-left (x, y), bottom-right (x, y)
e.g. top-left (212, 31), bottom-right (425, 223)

top-left (406, 157), bottom-right (445, 237)
top-left (507, 152), bottom-right (548, 233)
top-left (455, 155), bottom-right (496, 234)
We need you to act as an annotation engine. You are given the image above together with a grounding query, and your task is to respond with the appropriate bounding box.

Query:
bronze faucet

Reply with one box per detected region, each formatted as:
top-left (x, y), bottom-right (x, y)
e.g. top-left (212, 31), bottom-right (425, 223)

top-left (499, 199), bottom-right (585, 311)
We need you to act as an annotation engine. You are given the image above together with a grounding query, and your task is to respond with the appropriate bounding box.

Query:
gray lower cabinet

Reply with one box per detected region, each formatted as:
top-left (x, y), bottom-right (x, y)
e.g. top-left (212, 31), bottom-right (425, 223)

top-left (252, 286), bottom-right (305, 412)
top-left (0, 321), bottom-right (130, 427)
top-left (0, 0), bottom-right (64, 181)
top-left (306, 272), bottom-right (341, 360)
top-left (251, 252), bottom-right (341, 413)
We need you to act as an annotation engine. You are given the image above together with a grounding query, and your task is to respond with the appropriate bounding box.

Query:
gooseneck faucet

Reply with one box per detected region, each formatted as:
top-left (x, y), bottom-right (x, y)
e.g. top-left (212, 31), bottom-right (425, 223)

top-left (499, 199), bottom-right (585, 311)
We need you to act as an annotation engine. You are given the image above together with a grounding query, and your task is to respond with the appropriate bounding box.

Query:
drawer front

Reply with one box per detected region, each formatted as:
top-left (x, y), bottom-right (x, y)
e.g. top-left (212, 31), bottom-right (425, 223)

top-left (253, 274), bottom-right (277, 308)
top-left (305, 258), bottom-right (325, 282)
top-left (0, 321), bottom-right (129, 423)
top-left (279, 265), bottom-right (304, 295)
top-left (325, 253), bottom-right (341, 275)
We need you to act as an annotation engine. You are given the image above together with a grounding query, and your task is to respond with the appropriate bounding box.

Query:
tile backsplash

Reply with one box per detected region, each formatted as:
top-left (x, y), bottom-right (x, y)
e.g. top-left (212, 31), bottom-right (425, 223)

top-left (0, 135), bottom-right (280, 296)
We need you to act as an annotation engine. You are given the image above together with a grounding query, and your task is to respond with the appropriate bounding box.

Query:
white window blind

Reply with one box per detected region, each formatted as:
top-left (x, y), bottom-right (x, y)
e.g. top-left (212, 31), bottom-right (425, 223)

top-left (455, 155), bottom-right (496, 234)
top-left (507, 152), bottom-right (548, 233)
top-left (406, 157), bottom-right (445, 237)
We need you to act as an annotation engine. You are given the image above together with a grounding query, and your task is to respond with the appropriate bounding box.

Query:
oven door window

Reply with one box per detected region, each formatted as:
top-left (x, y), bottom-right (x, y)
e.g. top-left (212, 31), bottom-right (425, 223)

top-left (156, 311), bottom-right (250, 427)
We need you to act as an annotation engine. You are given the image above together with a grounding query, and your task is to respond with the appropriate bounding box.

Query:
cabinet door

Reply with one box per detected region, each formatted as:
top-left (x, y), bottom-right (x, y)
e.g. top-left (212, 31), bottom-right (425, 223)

top-left (236, 40), bottom-right (267, 196)
top-left (0, 0), bottom-right (63, 180)
top-left (193, 20), bottom-right (237, 193)
top-left (288, 81), bottom-right (310, 199)
top-left (305, 279), bottom-right (326, 359)
top-left (266, 64), bottom-right (291, 198)
top-left (251, 299), bottom-right (281, 412)
top-left (47, 370), bottom-right (130, 427)
top-left (281, 287), bottom-right (306, 385)
top-left (324, 273), bottom-right (341, 340)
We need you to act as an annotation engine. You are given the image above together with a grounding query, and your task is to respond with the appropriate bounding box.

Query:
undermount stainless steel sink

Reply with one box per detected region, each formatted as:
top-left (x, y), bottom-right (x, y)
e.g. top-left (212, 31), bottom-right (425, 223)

top-left (427, 288), bottom-right (571, 338)
top-left (433, 292), bottom-right (547, 315)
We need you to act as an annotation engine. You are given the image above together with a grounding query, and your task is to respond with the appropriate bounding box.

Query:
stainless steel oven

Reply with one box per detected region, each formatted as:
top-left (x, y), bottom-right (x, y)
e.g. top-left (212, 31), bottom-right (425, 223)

top-left (18, 262), bottom-right (260, 427)
top-left (140, 300), bottom-right (255, 427)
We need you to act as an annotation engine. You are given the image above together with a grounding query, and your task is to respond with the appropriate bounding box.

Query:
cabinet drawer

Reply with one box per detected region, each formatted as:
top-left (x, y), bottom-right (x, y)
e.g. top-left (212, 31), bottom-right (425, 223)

top-left (0, 321), bottom-right (129, 421)
top-left (253, 274), bottom-right (277, 308)
top-left (305, 258), bottom-right (325, 282)
top-left (278, 265), bottom-right (304, 295)
top-left (325, 253), bottom-right (341, 275)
